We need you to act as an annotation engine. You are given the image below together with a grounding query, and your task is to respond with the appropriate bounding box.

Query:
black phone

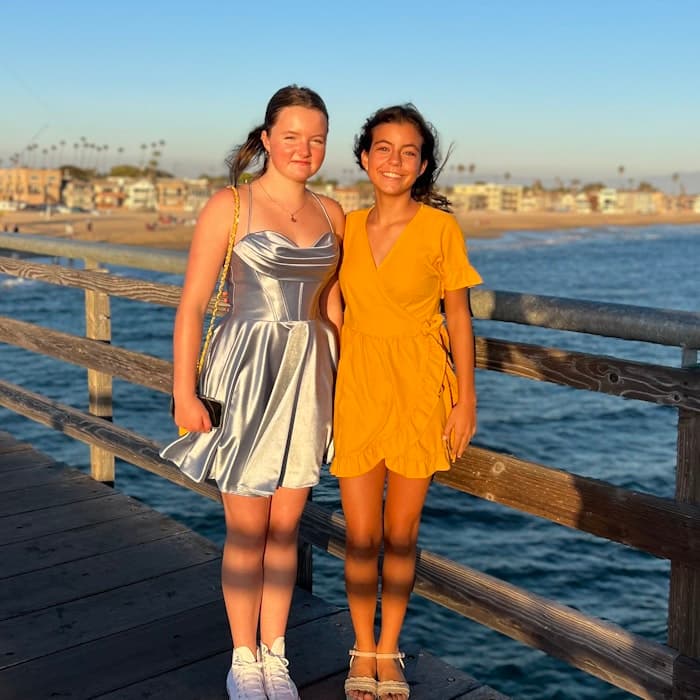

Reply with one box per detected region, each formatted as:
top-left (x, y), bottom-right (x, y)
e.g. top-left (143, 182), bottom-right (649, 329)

top-left (170, 395), bottom-right (222, 428)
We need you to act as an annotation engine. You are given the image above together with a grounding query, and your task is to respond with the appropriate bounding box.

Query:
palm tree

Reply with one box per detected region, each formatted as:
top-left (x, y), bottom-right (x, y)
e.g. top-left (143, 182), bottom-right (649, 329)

top-left (59, 140), bottom-right (66, 165)
top-left (503, 171), bottom-right (511, 185)
top-left (468, 163), bottom-right (475, 181)
top-left (671, 172), bottom-right (680, 194)
top-left (140, 143), bottom-right (148, 169)
top-left (617, 165), bottom-right (625, 186)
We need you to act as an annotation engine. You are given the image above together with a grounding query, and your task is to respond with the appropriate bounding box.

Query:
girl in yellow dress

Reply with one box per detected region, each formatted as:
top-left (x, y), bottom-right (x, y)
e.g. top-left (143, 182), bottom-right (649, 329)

top-left (331, 105), bottom-right (482, 700)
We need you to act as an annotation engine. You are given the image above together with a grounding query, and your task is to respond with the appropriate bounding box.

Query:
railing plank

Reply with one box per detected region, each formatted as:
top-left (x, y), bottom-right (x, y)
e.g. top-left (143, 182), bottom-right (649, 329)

top-left (0, 232), bottom-right (187, 273)
top-left (476, 336), bottom-right (700, 412)
top-left (0, 257), bottom-right (225, 313)
top-left (471, 288), bottom-right (700, 348)
top-left (0, 316), bottom-right (172, 393)
top-left (436, 447), bottom-right (700, 564)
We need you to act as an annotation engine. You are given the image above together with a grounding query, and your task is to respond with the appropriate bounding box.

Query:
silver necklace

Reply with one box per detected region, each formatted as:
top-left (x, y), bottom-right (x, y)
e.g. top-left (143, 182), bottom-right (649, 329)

top-left (258, 181), bottom-right (308, 222)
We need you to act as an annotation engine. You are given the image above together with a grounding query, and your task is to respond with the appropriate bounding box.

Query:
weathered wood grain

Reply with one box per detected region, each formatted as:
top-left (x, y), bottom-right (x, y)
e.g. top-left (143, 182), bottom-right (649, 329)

top-left (0, 492), bottom-right (152, 547)
top-left (436, 446), bottom-right (700, 564)
top-left (0, 600), bottom-right (231, 699)
top-left (0, 558), bottom-right (223, 667)
top-left (476, 336), bottom-right (700, 411)
top-left (0, 477), bottom-right (112, 517)
top-left (84, 259), bottom-right (115, 482)
top-left (668, 349), bottom-right (700, 676)
top-left (0, 510), bottom-right (189, 579)
top-left (0, 315), bottom-right (172, 393)
top-left (0, 255), bottom-right (225, 313)
top-left (0, 530), bottom-right (220, 620)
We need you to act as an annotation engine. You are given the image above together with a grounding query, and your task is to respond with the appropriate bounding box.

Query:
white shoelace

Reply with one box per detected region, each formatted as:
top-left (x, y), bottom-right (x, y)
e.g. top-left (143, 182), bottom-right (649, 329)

top-left (228, 658), bottom-right (265, 699)
top-left (263, 652), bottom-right (298, 698)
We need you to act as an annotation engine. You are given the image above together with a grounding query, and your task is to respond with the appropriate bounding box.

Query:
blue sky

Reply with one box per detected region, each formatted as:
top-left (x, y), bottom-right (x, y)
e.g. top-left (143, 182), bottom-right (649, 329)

top-left (2, 0), bottom-right (699, 187)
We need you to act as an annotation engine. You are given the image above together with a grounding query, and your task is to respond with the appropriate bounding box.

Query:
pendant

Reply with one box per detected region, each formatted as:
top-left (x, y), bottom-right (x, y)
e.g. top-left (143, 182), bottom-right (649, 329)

top-left (290, 214), bottom-right (297, 222)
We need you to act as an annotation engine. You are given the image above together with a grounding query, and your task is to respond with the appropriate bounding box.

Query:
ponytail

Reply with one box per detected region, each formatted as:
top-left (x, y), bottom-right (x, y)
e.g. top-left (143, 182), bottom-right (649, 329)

top-left (226, 125), bottom-right (268, 184)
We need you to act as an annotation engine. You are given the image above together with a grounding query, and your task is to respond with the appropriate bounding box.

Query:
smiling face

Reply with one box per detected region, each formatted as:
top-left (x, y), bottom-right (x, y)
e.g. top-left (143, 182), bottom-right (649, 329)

top-left (262, 105), bottom-right (328, 183)
top-left (360, 121), bottom-right (427, 197)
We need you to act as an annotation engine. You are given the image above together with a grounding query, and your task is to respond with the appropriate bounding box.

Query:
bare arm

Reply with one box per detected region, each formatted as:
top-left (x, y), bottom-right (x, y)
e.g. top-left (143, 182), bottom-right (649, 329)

top-left (443, 287), bottom-right (477, 459)
top-left (172, 188), bottom-right (237, 432)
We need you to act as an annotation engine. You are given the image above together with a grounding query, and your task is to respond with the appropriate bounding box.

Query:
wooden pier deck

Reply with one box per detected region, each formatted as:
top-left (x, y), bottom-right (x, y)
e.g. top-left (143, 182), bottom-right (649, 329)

top-left (0, 431), bottom-right (506, 700)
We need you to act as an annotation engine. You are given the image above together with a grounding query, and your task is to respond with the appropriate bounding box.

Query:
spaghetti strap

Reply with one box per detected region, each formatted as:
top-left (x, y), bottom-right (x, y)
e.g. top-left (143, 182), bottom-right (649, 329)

top-left (309, 191), bottom-right (334, 233)
top-left (246, 184), bottom-right (253, 235)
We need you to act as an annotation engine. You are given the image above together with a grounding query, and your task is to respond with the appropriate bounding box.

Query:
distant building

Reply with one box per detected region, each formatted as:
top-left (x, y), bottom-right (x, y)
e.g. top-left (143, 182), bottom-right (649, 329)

top-left (62, 179), bottom-right (94, 210)
top-left (0, 167), bottom-right (62, 206)
top-left (93, 177), bottom-right (128, 209)
top-left (124, 179), bottom-right (157, 210)
top-left (156, 178), bottom-right (188, 213)
top-left (307, 183), bottom-right (369, 213)
top-left (452, 182), bottom-right (524, 212)
top-left (184, 178), bottom-right (211, 213)
top-left (330, 186), bottom-right (361, 214)
top-left (616, 190), bottom-right (656, 214)
top-left (575, 192), bottom-right (592, 213)
top-left (598, 188), bottom-right (618, 213)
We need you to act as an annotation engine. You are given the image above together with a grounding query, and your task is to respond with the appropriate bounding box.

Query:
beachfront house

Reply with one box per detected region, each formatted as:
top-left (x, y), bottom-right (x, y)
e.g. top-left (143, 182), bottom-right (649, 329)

top-left (0, 167), bottom-right (62, 207)
top-left (93, 177), bottom-right (132, 210)
top-left (598, 188), bottom-right (619, 214)
top-left (62, 179), bottom-right (95, 211)
top-left (124, 179), bottom-right (157, 211)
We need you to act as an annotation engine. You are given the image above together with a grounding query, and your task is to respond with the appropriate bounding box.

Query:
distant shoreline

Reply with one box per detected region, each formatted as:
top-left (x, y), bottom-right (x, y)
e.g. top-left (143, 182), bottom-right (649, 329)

top-left (456, 210), bottom-right (700, 239)
top-left (3, 209), bottom-right (700, 250)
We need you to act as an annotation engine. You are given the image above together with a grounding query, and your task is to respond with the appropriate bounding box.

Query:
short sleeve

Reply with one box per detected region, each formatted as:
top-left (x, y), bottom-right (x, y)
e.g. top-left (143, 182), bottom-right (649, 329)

top-left (439, 214), bottom-right (482, 296)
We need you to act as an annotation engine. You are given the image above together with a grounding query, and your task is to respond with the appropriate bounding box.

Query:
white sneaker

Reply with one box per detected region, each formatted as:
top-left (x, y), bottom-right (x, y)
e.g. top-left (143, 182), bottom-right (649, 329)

top-left (226, 646), bottom-right (267, 700)
top-left (261, 637), bottom-right (299, 700)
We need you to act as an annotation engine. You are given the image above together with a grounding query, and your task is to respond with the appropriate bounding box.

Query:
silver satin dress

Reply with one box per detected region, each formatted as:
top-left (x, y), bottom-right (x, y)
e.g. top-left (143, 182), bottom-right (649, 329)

top-left (160, 195), bottom-right (339, 496)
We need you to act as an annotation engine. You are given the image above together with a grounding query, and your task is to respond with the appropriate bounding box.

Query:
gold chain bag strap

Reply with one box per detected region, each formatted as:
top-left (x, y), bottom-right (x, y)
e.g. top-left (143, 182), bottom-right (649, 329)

top-left (172, 185), bottom-right (240, 434)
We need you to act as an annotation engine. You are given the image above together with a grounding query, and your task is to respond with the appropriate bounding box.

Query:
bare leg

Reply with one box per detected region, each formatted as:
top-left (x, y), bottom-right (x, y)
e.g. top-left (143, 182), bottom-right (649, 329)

top-left (377, 471), bottom-right (431, 699)
top-left (340, 462), bottom-right (387, 699)
top-left (221, 492), bottom-right (271, 654)
top-left (259, 486), bottom-right (310, 645)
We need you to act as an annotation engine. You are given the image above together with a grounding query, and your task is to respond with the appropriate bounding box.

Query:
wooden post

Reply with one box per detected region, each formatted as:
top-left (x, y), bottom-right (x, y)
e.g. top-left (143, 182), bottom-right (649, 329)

top-left (669, 346), bottom-right (700, 697)
top-left (84, 258), bottom-right (115, 485)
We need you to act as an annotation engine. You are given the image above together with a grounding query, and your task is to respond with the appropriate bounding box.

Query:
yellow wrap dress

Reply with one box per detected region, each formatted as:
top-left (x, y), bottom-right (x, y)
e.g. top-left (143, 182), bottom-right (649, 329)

top-left (330, 204), bottom-right (482, 479)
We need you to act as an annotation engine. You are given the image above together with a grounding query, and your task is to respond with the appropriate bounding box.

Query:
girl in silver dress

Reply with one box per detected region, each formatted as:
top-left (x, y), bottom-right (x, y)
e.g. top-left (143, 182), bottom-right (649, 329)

top-left (161, 85), bottom-right (344, 700)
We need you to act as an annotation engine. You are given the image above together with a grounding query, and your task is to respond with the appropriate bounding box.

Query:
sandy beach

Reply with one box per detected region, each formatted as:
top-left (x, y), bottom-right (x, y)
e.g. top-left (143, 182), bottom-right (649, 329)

top-left (2, 208), bottom-right (699, 250)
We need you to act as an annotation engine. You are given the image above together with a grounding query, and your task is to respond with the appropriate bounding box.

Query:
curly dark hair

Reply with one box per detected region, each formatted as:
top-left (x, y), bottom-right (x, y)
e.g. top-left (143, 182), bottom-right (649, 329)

top-left (226, 85), bottom-right (329, 184)
top-left (353, 104), bottom-right (452, 212)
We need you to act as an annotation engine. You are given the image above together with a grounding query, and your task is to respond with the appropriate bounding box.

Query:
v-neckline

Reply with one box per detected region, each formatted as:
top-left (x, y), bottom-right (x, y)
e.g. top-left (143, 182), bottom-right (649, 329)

top-left (365, 204), bottom-right (422, 271)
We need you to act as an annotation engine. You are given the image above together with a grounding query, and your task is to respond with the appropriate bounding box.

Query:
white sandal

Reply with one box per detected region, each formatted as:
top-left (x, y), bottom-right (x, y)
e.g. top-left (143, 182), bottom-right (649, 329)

top-left (344, 649), bottom-right (377, 699)
top-left (376, 651), bottom-right (409, 699)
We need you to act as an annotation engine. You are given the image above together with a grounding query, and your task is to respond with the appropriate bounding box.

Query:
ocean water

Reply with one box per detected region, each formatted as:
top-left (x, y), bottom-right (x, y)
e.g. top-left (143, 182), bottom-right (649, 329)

top-left (1, 224), bottom-right (698, 699)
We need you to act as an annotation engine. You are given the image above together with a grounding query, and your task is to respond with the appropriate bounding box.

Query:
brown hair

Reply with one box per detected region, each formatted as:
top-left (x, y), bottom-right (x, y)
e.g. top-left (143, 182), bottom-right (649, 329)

top-left (353, 103), bottom-right (452, 211)
top-left (226, 85), bottom-right (329, 184)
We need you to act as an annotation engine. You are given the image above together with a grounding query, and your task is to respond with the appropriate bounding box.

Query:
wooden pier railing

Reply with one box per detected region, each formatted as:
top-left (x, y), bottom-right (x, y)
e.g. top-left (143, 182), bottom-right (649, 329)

top-left (1, 231), bottom-right (700, 699)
